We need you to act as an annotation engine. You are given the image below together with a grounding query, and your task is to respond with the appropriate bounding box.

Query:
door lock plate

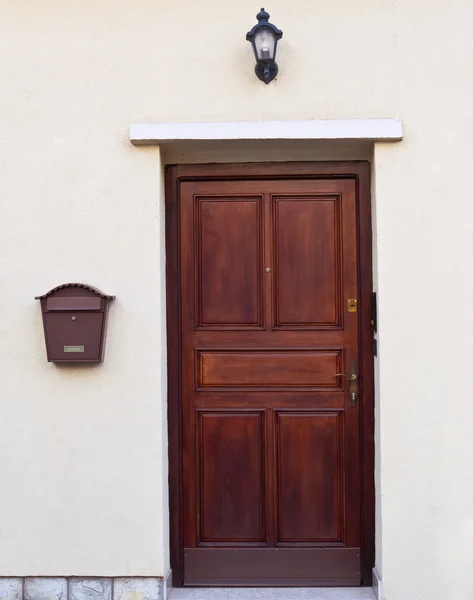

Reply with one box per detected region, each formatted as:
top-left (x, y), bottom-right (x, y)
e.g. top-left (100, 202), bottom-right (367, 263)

top-left (348, 299), bottom-right (358, 313)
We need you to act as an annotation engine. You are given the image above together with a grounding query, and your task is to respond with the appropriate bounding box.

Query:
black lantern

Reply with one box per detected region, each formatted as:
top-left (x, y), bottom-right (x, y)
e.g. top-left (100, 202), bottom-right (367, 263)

top-left (246, 8), bottom-right (283, 84)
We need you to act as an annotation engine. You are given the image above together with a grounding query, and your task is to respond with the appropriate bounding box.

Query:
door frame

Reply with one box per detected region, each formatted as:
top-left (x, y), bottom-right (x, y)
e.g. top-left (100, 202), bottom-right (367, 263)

top-left (165, 161), bottom-right (374, 587)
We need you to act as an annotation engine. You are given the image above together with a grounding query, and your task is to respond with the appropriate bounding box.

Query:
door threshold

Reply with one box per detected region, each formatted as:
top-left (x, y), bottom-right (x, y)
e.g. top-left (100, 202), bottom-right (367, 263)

top-left (169, 588), bottom-right (375, 600)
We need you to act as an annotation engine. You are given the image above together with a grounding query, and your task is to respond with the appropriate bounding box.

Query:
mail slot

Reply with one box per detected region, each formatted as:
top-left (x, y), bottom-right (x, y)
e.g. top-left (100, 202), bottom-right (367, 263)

top-left (35, 283), bottom-right (115, 363)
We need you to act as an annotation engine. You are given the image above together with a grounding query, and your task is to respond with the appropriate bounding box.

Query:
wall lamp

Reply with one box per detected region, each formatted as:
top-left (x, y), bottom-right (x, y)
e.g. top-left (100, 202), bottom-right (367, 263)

top-left (246, 8), bottom-right (283, 84)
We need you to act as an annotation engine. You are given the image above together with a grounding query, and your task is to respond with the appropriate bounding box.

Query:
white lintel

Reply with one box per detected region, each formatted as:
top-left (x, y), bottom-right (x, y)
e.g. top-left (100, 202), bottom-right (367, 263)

top-left (130, 118), bottom-right (403, 146)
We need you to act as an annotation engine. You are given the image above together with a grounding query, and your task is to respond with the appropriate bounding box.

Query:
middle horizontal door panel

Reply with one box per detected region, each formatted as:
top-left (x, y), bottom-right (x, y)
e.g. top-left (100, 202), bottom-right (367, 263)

top-left (196, 349), bottom-right (344, 391)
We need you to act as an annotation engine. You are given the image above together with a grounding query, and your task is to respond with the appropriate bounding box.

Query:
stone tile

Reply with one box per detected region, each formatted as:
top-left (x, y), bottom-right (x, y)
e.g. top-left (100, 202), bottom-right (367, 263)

top-left (0, 579), bottom-right (22, 600)
top-left (114, 578), bottom-right (163, 600)
top-left (24, 578), bottom-right (67, 600)
top-left (69, 579), bottom-right (112, 600)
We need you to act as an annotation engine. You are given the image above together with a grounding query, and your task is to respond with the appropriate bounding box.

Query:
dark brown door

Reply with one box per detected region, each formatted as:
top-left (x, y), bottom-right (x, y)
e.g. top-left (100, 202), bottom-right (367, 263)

top-left (168, 165), bottom-right (373, 587)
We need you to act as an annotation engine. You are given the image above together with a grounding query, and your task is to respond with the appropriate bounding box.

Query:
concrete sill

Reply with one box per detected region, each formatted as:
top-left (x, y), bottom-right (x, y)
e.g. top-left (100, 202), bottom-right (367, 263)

top-left (130, 118), bottom-right (403, 146)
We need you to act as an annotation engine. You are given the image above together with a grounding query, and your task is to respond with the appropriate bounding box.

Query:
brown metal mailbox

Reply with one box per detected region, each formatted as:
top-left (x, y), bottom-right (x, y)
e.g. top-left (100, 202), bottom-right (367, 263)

top-left (35, 283), bottom-right (115, 363)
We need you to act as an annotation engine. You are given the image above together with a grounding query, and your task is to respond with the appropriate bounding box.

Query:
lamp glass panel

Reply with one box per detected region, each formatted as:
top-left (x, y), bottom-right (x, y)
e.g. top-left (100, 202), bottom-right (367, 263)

top-left (254, 27), bottom-right (276, 60)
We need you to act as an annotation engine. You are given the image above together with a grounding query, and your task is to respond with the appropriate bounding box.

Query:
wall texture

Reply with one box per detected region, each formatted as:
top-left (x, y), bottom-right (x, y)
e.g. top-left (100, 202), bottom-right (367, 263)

top-left (1, 1), bottom-right (473, 599)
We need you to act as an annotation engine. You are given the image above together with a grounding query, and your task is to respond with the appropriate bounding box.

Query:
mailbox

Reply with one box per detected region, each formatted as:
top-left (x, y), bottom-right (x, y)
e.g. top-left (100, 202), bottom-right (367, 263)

top-left (35, 283), bottom-right (115, 363)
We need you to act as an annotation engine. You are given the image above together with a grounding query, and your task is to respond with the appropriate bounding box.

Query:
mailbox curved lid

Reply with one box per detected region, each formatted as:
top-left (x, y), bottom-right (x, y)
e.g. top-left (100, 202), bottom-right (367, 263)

top-left (35, 283), bottom-right (115, 300)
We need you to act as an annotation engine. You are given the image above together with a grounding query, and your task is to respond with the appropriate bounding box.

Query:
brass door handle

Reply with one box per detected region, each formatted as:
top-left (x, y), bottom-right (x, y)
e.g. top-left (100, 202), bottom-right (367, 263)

top-left (335, 373), bottom-right (357, 381)
top-left (335, 361), bottom-right (359, 407)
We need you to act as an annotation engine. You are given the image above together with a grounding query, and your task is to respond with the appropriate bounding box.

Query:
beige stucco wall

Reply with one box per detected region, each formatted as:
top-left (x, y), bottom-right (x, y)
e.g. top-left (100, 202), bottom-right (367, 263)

top-left (1, 1), bottom-right (473, 598)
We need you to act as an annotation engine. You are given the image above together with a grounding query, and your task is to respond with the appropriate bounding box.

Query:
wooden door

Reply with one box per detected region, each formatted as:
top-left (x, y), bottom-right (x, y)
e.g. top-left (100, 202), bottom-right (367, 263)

top-left (167, 164), bottom-right (374, 587)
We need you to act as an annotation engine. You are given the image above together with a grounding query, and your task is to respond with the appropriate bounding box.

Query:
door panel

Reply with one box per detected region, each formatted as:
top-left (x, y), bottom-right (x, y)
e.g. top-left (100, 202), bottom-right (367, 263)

top-left (276, 412), bottom-right (343, 544)
top-left (178, 177), bottom-right (363, 586)
top-left (195, 196), bottom-right (264, 329)
top-left (197, 412), bottom-right (266, 545)
top-left (273, 196), bottom-right (341, 328)
top-left (197, 349), bottom-right (344, 390)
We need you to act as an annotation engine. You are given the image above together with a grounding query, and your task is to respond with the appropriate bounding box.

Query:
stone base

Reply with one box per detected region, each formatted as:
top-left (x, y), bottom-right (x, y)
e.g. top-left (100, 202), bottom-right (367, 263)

top-left (0, 577), bottom-right (164, 600)
top-left (372, 568), bottom-right (382, 600)
top-left (164, 571), bottom-right (173, 599)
